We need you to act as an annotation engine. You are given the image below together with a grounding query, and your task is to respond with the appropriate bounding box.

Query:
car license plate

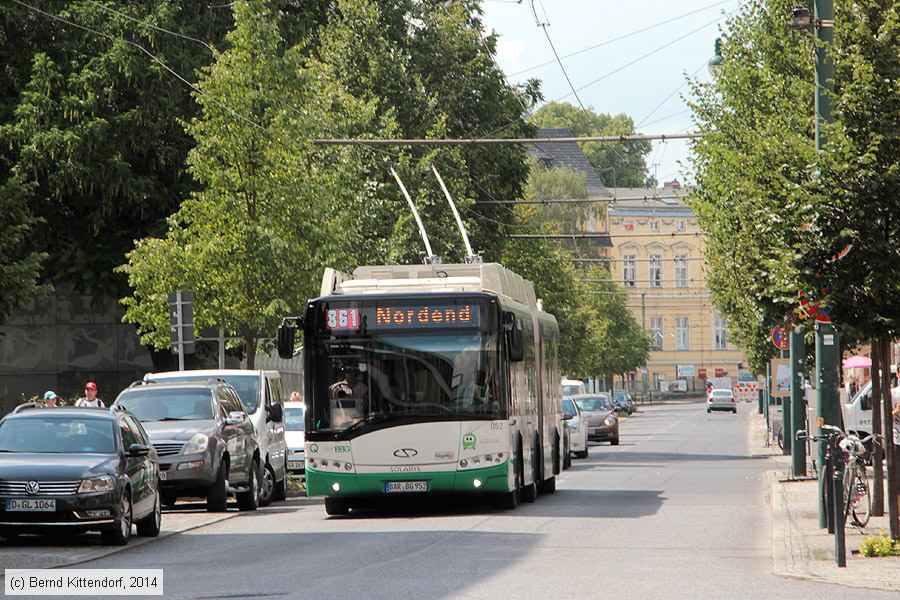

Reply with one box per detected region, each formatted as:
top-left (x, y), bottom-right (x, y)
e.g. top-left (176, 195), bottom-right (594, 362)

top-left (159, 471), bottom-right (167, 481)
top-left (384, 481), bottom-right (427, 494)
top-left (287, 461), bottom-right (303, 470)
top-left (6, 498), bottom-right (56, 512)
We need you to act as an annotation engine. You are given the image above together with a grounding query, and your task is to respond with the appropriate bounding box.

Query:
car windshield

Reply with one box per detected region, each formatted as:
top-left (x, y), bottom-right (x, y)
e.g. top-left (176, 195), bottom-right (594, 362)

top-left (562, 398), bottom-right (577, 414)
top-left (0, 417), bottom-right (116, 453)
top-left (155, 375), bottom-right (260, 413)
top-left (574, 396), bottom-right (611, 412)
top-left (117, 388), bottom-right (215, 421)
top-left (562, 383), bottom-right (585, 396)
top-left (284, 407), bottom-right (304, 431)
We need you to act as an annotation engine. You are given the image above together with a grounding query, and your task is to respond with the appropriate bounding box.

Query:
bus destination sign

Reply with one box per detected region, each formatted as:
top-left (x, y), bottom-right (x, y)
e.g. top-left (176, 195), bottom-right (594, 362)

top-left (325, 302), bottom-right (480, 331)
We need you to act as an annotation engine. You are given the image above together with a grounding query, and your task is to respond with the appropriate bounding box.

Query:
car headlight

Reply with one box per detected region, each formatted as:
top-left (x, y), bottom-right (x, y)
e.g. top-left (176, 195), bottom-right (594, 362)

top-left (183, 433), bottom-right (209, 454)
top-left (78, 475), bottom-right (116, 493)
top-left (604, 415), bottom-right (616, 426)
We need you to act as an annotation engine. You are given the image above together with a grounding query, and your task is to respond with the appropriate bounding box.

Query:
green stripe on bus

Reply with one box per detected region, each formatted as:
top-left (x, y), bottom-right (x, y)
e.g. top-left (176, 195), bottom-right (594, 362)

top-left (306, 461), bottom-right (510, 497)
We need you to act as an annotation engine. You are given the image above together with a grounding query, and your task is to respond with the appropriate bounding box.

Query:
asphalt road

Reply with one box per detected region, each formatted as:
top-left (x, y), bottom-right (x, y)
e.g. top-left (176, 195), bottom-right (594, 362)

top-left (10, 400), bottom-right (897, 599)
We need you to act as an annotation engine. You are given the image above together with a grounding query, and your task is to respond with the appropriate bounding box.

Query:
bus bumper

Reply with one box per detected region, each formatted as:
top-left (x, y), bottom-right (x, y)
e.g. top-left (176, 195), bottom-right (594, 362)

top-left (306, 461), bottom-right (510, 497)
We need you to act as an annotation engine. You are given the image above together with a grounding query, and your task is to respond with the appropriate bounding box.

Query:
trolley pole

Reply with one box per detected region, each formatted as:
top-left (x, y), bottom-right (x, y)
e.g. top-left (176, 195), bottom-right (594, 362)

top-left (790, 328), bottom-right (807, 476)
top-left (816, 322), bottom-right (841, 528)
top-left (781, 347), bottom-right (792, 455)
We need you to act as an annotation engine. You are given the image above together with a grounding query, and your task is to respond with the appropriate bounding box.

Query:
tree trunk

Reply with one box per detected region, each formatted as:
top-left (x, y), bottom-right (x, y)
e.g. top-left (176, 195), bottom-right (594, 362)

top-left (872, 340), bottom-right (885, 516)
top-left (880, 337), bottom-right (899, 540)
top-left (244, 334), bottom-right (258, 370)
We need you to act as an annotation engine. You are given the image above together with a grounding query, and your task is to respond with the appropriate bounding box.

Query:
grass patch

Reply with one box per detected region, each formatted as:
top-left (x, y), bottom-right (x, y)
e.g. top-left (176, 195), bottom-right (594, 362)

top-left (860, 532), bottom-right (900, 558)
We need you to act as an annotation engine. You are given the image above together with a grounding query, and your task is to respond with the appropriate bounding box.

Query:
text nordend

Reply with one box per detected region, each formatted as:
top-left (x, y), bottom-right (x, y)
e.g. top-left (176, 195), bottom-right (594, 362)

top-left (326, 302), bottom-right (480, 331)
top-left (376, 305), bottom-right (472, 326)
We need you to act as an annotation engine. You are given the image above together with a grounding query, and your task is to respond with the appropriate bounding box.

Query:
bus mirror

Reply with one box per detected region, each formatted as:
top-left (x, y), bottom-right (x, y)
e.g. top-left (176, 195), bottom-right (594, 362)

top-left (277, 323), bottom-right (297, 359)
top-left (860, 393), bottom-right (872, 412)
top-left (507, 326), bottom-right (524, 362)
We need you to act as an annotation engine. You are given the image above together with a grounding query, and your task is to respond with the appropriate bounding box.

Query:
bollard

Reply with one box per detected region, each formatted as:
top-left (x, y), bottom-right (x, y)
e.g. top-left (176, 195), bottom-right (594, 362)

top-left (833, 457), bottom-right (846, 567)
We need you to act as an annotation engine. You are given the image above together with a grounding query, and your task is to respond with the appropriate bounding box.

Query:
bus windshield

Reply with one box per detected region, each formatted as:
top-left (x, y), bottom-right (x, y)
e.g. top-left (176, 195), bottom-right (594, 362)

top-left (309, 331), bottom-right (502, 434)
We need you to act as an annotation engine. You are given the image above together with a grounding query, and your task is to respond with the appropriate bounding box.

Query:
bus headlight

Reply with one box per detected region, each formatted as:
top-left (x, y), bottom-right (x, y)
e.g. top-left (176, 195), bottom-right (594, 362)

top-left (473, 479), bottom-right (482, 488)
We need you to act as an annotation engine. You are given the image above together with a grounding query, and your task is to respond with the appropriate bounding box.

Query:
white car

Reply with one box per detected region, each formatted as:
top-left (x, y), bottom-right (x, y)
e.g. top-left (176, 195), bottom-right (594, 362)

top-left (284, 401), bottom-right (305, 476)
top-left (707, 388), bottom-right (737, 413)
top-left (563, 397), bottom-right (589, 459)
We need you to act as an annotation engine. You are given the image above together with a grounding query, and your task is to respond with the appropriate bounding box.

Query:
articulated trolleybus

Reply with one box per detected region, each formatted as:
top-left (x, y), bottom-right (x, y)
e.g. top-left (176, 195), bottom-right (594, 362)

top-left (277, 263), bottom-right (563, 515)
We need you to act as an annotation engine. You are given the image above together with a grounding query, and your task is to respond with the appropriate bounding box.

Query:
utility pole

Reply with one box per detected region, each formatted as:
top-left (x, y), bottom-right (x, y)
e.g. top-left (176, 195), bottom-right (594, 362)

top-left (781, 347), bottom-right (792, 455)
top-left (790, 328), bottom-right (807, 477)
top-left (641, 293), bottom-right (649, 402)
top-left (812, 0), bottom-right (841, 529)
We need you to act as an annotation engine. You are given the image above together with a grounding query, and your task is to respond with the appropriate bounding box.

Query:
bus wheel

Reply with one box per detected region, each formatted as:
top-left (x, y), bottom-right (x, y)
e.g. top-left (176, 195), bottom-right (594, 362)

top-left (497, 488), bottom-right (518, 510)
top-left (538, 475), bottom-right (556, 494)
top-left (324, 497), bottom-right (350, 516)
top-left (521, 446), bottom-right (538, 503)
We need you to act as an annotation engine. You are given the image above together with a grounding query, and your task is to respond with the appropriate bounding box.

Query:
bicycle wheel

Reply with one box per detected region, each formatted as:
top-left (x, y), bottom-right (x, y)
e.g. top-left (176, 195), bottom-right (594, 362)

top-left (849, 466), bottom-right (871, 527)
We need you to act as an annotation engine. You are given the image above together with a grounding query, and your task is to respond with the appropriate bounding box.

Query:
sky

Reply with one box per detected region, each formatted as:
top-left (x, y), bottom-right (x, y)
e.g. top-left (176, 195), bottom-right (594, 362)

top-left (479, 0), bottom-right (741, 187)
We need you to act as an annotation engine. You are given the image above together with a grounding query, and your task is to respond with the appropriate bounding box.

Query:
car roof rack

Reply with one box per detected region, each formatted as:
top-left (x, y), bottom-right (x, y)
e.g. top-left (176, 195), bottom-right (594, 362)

top-left (12, 402), bottom-right (44, 414)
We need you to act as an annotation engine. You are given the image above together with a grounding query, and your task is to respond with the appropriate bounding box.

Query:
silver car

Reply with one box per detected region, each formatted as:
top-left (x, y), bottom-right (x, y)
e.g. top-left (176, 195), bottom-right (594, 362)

top-left (563, 397), bottom-right (589, 459)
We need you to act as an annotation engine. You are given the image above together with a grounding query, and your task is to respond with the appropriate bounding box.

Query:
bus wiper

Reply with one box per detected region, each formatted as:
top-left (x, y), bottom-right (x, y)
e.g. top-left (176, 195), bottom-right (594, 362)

top-left (341, 413), bottom-right (393, 435)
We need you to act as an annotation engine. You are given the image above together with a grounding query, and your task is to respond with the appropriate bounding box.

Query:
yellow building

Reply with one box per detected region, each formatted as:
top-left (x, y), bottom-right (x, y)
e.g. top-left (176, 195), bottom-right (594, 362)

top-left (606, 182), bottom-right (748, 393)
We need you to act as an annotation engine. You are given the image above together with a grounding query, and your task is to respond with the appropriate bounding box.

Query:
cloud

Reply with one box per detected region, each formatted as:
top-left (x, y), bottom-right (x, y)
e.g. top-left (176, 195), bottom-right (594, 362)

top-left (494, 38), bottom-right (527, 74)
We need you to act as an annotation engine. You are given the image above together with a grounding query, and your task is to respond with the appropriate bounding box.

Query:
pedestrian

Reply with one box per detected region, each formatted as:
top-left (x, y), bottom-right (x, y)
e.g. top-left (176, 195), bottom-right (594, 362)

top-left (43, 391), bottom-right (59, 406)
top-left (289, 391), bottom-right (301, 403)
top-left (75, 381), bottom-right (105, 407)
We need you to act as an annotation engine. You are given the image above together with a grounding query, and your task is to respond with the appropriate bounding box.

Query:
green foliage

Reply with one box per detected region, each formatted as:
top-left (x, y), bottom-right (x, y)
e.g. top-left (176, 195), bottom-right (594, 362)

top-left (0, 1), bottom-right (234, 302)
top-left (0, 174), bottom-right (47, 321)
top-left (686, 0), bottom-right (899, 372)
top-left (532, 102), bottom-right (653, 187)
top-left (859, 532), bottom-right (900, 557)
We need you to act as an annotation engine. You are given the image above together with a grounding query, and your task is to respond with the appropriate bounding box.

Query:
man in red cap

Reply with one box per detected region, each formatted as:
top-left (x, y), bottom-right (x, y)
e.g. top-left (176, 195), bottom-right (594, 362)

top-left (75, 381), bottom-right (105, 407)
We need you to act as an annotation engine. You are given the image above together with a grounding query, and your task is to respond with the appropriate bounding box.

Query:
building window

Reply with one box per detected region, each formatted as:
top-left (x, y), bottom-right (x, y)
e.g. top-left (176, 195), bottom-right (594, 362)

top-left (676, 220), bottom-right (685, 231)
top-left (676, 317), bottom-right (689, 350)
top-left (649, 254), bottom-right (662, 287)
top-left (650, 220), bottom-right (659, 232)
top-left (623, 255), bottom-right (636, 287)
top-left (649, 317), bottom-right (663, 350)
top-left (714, 315), bottom-right (728, 349)
top-left (675, 254), bottom-right (688, 288)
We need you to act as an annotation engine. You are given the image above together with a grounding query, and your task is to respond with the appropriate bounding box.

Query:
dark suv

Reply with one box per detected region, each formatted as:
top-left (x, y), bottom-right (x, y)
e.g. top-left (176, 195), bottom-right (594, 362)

top-left (0, 404), bottom-right (161, 546)
top-left (113, 380), bottom-right (261, 512)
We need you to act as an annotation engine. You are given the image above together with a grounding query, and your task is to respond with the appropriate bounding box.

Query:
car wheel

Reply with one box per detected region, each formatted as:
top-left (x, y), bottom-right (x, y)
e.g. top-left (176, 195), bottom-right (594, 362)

top-left (237, 460), bottom-right (260, 511)
top-left (563, 440), bottom-right (572, 469)
top-left (136, 489), bottom-right (162, 537)
top-left (733, 408), bottom-right (738, 414)
top-left (1, 531), bottom-right (20, 542)
top-left (273, 459), bottom-right (288, 502)
top-left (258, 463), bottom-right (275, 507)
top-left (575, 448), bottom-right (589, 459)
top-left (102, 490), bottom-right (132, 546)
top-left (707, 407), bottom-right (711, 413)
top-left (206, 462), bottom-right (228, 513)
top-left (324, 497), bottom-right (350, 516)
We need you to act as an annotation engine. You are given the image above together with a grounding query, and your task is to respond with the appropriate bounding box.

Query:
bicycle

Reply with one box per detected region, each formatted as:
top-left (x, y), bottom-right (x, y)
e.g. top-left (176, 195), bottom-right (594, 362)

top-left (839, 433), bottom-right (874, 527)
top-left (796, 424), bottom-right (846, 531)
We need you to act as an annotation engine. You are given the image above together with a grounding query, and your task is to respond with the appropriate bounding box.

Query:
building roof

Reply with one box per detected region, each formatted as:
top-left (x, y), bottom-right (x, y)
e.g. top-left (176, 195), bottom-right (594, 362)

top-left (607, 185), bottom-right (692, 217)
top-left (528, 128), bottom-right (612, 200)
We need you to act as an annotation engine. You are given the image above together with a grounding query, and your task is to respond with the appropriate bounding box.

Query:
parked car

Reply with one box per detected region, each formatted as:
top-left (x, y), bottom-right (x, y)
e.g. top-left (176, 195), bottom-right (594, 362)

top-left (0, 404), bottom-right (161, 546)
top-left (284, 401), bottom-right (305, 476)
top-left (145, 369), bottom-right (287, 506)
top-left (612, 390), bottom-right (635, 414)
top-left (114, 380), bottom-right (261, 512)
top-left (561, 378), bottom-right (586, 397)
top-left (563, 397), bottom-right (589, 459)
top-left (707, 388), bottom-right (737, 413)
top-left (571, 393), bottom-right (619, 445)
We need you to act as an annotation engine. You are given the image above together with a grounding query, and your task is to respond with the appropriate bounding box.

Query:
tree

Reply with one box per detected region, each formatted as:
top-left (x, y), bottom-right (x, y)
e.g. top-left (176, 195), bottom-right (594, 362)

top-left (0, 175), bottom-right (47, 321)
top-left (687, 0), bottom-right (899, 536)
top-left (532, 102), bottom-right (653, 187)
top-left (119, 0), bottom-right (367, 367)
top-left (0, 1), bottom-right (235, 303)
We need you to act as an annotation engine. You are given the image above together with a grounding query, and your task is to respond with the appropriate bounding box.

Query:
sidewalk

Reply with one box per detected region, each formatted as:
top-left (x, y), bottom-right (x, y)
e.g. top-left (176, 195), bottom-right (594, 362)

top-left (752, 412), bottom-right (900, 591)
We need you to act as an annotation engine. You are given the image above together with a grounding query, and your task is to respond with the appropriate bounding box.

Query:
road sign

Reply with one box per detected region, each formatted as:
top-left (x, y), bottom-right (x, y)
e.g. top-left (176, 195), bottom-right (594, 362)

top-left (698, 368), bottom-right (707, 379)
top-left (771, 326), bottom-right (790, 350)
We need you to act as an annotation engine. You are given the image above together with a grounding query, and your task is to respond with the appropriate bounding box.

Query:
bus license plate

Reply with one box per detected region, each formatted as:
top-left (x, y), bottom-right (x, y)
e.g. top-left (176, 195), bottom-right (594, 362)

top-left (6, 499), bottom-right (56, 512)
top-left (287, 461), bottom-right (304, 470)
top-left (385, 481), bottom-right (427, 494)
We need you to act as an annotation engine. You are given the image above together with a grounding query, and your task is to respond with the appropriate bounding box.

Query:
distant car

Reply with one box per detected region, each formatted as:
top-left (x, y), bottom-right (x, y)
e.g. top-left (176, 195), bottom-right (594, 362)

top-left (562, 378), bottom-right (586, 397)
top-left (612, 390), bottom-right (635, 414)
top-left (571, 393), bottom-right (619, 445)
top-left (0, 404), bottom-right (161, 546)
top-left (284, 401), bottom-right (305, 476)
top-left (113, 380), bottom-right (261, 512)
top-left (563, 397), bottom-right (589, 459)
top-left (707, 388), bottom-right (737, 413)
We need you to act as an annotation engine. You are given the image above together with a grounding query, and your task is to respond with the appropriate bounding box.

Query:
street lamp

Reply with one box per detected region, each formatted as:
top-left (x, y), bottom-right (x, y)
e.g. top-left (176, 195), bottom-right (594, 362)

top-left (707, 37), bottom-right (724, 75)
top-left (790, 6), bottom-right (813, 29)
